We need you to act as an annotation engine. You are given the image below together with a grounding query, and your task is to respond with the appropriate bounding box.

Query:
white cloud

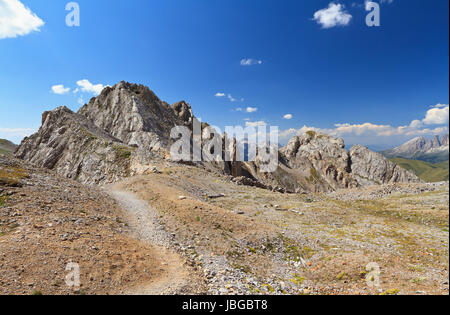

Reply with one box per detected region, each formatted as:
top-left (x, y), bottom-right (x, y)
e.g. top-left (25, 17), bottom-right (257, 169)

top-left (216, 92), bottom-right (244, 103)
top-left (76, 79), bottom-right (106, 95)
top-left (283, 114), bottom-right (293, 120)
top-left (0, 127), bottom-right (34, 143)
top-left (422, 104), bottom-right (449, 125)
top-left (240, 59), bottom-right (263, 66)
top-left (51, 84), bottom-right (70, 95)
top-left (278, 104), bottom-right (449, 147)
top-left (0, 0), bottom-right (45, 39)
top-left (228, 94), bottom-right (238, 102)
top-left (313, 3), bottom-right (352, 29)
top-left (246, 107), bottom-right (258, 113)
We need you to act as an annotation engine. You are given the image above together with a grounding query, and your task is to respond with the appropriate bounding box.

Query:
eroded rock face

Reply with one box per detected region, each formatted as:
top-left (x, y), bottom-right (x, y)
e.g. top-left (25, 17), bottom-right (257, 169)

top-left (241, 132), bottom-right (421, 193)
top-left (349, 145), bottom-right (421, 185)
top-left (243, 132), bottom-right (358, 193)
top-left (15, 106), bottom-right (134, 185)
top-left (77, 81), bottom-right (188, 156)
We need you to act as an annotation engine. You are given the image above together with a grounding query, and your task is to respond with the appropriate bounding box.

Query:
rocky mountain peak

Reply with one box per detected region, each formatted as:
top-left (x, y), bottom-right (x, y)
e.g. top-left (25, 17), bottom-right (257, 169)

top-left (77, 81), bottom-right (192, 154)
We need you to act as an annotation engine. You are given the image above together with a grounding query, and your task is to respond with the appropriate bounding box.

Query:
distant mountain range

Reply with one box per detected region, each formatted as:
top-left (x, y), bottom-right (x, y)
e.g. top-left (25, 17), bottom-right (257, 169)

top-left (382, 135), bottom-right (449, 163)
top-left (0, 139), bottom-right (17, 155)
top-left (381, 135), bottom-right (449, 182)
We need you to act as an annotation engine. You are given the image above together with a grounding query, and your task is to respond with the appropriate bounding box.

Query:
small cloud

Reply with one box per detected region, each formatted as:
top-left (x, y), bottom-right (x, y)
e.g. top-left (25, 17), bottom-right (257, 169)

top-left (216, 92), bottom-right (244, 103)
top-left (235, 107), bottom-right (243, 112)
top-left (0, 0), bottom-right (45, 39)
top-left (227, 94), bottom-right (238, 102)
top-left (313, 3), bottom-right (352, 29)
top-left (51, 84), bottom-right (70, 95)
top-left (246, 107), bottom-right (258, 113)
top-left (283, 114), bottom-right (293, 120)
top-left (76, 79), bottom-right (106, 95)
top-left (240, 58), bottom-right (263, 66)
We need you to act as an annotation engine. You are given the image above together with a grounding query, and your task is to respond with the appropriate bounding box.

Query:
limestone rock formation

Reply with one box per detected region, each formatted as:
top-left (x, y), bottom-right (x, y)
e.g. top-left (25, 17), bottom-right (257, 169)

top-left (15, 106), bottom-right (134, 184)
top-left (77, 81), bottom-right (189, 157)
top-left (350, 145), bottom-right (421, 185)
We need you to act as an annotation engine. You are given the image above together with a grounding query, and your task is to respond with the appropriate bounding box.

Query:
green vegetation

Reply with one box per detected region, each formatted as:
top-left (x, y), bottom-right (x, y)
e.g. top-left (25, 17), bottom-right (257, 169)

top-left (113, 145), bottom-right (133, 160)
top-left (289, 274), bottom-right (305, 286)
top-left (380, 288), bottom-right (400, 295)
top-left (0, 165), bottom-right (29, 186)
top-left (390, 158), bottom-right (449, 182)
top-left (308, 167), bottom-right (321, 183)
top-left (0, 195), bottom-right (6, 207)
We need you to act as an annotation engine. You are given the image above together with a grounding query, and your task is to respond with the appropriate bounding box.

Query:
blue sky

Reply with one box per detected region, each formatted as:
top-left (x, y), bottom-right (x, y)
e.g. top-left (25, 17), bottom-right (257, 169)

top-left (0, 0), bottom-right (449, 150)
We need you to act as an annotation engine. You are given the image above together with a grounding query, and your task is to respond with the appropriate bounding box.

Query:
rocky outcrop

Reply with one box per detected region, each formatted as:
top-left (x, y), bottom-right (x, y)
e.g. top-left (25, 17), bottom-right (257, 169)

top-left (15, 106), bottom-right (134, 185)
top-left (77, 81), bottom-right (191, 157)
top-left (240, 131), bottom-right (421, 193)
top-left (350, 145), bottom-right (420, 185)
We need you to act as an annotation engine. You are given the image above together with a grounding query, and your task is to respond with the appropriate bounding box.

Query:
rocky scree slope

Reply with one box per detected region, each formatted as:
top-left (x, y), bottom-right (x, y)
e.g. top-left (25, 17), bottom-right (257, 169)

top-left (16, 81), bottom-right (421, 191)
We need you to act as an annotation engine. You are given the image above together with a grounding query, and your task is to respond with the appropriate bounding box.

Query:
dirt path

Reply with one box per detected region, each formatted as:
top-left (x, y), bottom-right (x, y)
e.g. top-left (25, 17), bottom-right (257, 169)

top-left (106, 183), bottom-right (195, 295)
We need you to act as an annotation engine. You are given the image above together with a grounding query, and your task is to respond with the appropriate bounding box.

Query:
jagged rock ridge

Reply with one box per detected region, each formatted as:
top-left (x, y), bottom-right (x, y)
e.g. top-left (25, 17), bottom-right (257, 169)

top-left (241, 132), bottom-right (420, 193)
top-left (16, 82), bottom-right (421, 191)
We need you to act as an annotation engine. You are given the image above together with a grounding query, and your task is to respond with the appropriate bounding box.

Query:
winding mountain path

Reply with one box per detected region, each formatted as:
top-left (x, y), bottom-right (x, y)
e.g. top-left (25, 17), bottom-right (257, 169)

top-left (106, 182), bottom-right (193, 295)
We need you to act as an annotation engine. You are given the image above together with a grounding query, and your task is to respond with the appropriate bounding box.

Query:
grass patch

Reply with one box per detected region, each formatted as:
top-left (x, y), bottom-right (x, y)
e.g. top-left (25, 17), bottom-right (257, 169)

top-left (0, 195), bottom-right (7, 207)
top-left (113, 145), bottom-right (133, 160)
top-left (0, 165), bottom-right (28, 186)
top-left (390, 158), bottom-right (449, 182)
